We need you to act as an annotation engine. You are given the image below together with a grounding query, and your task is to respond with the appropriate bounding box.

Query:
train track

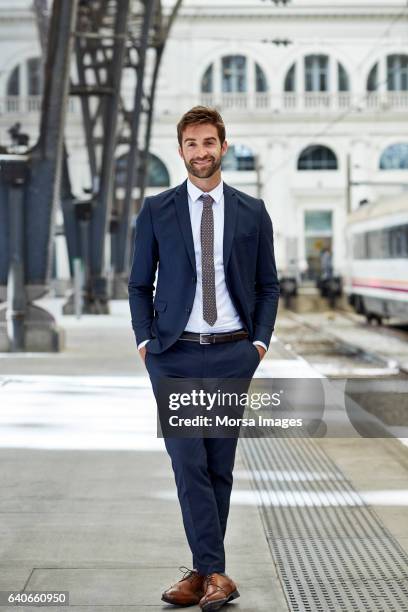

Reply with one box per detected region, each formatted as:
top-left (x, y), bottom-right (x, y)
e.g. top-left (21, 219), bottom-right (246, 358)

top-left (340, 309), bottom-right (408, 344)
top-left (276, 308), bottom-right (408, 378)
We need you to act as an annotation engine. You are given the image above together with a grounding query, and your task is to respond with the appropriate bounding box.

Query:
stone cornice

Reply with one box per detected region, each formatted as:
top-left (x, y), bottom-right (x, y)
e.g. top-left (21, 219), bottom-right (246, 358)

top-left (0, 12), bottom-right (34, 24)
top-left (1, 6), bottom-right (405, 23)
top-left (176, 6), bottom-right (408, 20)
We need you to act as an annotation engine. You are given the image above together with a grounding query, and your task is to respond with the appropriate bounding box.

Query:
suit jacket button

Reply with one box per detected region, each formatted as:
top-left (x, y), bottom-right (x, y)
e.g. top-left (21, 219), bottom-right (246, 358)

top-left (186, 307), bottom-right (191, 313)
top-left (192, 276), bottom-right (196, 283)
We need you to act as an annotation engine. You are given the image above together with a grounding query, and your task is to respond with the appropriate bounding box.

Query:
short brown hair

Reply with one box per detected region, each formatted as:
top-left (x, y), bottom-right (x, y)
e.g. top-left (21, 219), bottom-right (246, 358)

top-left (177, 106), bottom-right (226, 146)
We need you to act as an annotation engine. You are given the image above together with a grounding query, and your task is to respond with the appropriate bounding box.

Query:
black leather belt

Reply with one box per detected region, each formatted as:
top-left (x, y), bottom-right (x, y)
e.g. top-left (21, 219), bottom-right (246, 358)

top-left (179, 329), bottom-right (249, 345)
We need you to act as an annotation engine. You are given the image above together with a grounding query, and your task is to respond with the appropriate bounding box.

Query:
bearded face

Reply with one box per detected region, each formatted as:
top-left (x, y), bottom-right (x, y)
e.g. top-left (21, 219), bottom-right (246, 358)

top-left (184, 152), bottom-right (222, 179)
top-left (179, 123), bottom-right (227, 180)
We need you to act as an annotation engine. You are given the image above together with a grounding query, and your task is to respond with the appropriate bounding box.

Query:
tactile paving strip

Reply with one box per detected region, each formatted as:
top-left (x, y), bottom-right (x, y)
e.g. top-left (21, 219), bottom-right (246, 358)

top-left (241, 436), bottom-right (408, 611)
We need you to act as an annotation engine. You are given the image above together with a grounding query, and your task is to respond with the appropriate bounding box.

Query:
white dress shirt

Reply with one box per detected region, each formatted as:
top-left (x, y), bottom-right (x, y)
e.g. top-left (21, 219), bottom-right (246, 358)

top-left (138, 177), bottom-right (267, 353)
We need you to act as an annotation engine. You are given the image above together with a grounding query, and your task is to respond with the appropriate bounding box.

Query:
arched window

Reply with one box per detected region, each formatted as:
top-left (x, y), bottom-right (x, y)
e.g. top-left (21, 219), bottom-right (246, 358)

top-left (255, 63), bottom-right (268, 93)
top-left (222, 55), bottom-right (247, 92)
top-left (379, 144), bottom-right (408, 170)
top-left (222, 144), bottom-right (255, 171)
top-left (338, 63), bottom-right (349, 91)
top-left (7, 65), bottom-right (20, 96)
top-left (147, 153), bottom-right (170, 186)
top-left (367, 54), bottom-right (408, 91)
top-left (367, 64), bottom-right (378, 91)
top-left (387, 54), bottom-right (408, 91)
top-left (284, 63), bottom-right (296, 92)
top-left (7, 57), bottom-right (43, 97)
top-left (284, 56), bottom-right (349, 92)
top-left (297, 145), bottom-right (338, 171)
top-left (201, 64), bottom-right (213, 93)
top-left (27, 57), bottom-right (42, 95)
top-left (201, 56), bottom-right (268, 94)
top-left (305, 55), bottom-right (329, 91)
top-left (116, 152), bottom-right (170, 187)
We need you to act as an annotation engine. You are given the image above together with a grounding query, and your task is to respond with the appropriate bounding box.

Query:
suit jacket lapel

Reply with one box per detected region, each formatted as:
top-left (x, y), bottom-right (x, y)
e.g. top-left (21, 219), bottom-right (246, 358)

top-left (173, 178), bottom-right (238, 275)
top-left (174, 179), bottom-right (196, 274)
top-left (223, 182), bottom-right (238, 274)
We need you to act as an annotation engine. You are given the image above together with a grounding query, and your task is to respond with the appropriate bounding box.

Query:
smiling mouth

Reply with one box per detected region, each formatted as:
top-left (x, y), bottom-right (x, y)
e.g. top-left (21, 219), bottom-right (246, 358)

top-left (193, 159), bottom-right (211, 165)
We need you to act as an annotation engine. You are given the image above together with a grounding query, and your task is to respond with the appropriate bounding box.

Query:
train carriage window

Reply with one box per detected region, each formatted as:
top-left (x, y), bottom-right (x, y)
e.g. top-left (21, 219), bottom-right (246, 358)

top-left (389, 224), bottom-right (408, 258)
top-left (381, 228), bottom-right (389, 259)
top-left (367, 229), bottom-right (384, 259)
top-left (383, 228), bottom-right (391, 258)
top-left (381, 229), bottom-right (388, 258)
top-left (353, 225), bottom-right (408, 259)
top-left (405, 225), bottom-right (408, 257)
top-left (353, 233), bottom-right (367, 259)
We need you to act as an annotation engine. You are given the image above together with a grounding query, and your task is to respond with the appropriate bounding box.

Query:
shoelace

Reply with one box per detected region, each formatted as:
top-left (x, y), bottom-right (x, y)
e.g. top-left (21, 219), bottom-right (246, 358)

top-left (178, 566), bottom-right (198, 582)
top-left (205, 574), bottom-right (216, 587)
top-left (203, 573), bottom-right (228, 597)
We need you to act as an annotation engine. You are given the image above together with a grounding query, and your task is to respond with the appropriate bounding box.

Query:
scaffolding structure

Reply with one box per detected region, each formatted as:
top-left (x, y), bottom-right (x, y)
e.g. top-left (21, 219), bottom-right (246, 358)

top-left (0, 0), bottom-right (181, 350)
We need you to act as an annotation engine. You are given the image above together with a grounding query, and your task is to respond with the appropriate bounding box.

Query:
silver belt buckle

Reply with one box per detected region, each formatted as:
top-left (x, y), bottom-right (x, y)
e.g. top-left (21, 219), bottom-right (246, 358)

top-left (199, 333), bottom-right (212, 345)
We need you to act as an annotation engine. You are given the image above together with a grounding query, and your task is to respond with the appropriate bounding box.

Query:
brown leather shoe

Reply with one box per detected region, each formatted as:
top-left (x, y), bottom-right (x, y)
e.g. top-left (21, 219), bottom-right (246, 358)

top-left (199, 573), bottom-right (240, 611)
top-left (161, 566), bottom-right (206, 606)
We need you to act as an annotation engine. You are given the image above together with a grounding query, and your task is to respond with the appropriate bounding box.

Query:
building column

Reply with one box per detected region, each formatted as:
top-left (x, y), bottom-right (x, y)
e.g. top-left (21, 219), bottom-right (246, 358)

top-left (350, 139), bottom-right (371, 211)
top-left (298, 57), bottom-right (305, 111)
top-left (247, 58), bottom-right (255, 110)
top-left (378, 55), bottom-right (387, 94)
top-left (262, 139), bottom-right (292, 273)
top-left (214, 56), bottom-right (222, 106)
top-left (328, 56), bottom-right (337, 110)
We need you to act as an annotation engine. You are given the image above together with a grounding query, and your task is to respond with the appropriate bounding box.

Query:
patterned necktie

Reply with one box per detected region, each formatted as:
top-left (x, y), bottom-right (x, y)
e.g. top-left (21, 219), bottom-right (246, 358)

top-left (200, 193), bottom-right (217, 326)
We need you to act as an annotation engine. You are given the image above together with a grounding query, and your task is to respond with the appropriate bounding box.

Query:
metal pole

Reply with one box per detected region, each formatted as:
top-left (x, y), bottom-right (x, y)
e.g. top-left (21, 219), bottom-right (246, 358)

top-left (119, 0), bottom-right (182, 275)
top-left (346, 153), bottom-right (351, 214)
top-left (116, 0), bottom-right (156, 273)
top-left (89, 0), bottom-right (130, 302)
top-left (137, 44), bottom-right (164, 207)
top-left (136, 0), bottom-right (183, 210)
top-left (73, 258), bottom-right (83, 319)
top-left (5, 157), bottom-right (28, 351)
top-left (26, 0), bottom-right (79, 286)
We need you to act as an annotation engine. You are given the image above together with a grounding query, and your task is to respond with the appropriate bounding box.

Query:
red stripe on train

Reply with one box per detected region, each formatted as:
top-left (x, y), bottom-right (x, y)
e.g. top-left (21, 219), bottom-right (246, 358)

top-left (352, 281), bottom-right (408, 293)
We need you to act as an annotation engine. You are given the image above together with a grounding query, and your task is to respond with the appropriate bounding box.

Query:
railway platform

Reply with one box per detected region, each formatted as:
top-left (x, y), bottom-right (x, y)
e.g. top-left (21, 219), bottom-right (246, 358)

top-left (0, 299), bottom-right (407, 611)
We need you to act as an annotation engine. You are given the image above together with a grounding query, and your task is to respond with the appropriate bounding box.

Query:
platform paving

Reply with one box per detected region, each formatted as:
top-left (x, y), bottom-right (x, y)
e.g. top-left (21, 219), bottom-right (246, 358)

top-left (0, 298), bottom-right (407, 610)
top-left (0, 299), bottom-right (289, 611)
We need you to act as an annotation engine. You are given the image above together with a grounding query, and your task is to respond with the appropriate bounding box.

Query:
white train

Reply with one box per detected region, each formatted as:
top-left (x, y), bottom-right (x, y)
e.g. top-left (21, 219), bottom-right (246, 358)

top-left (345, 193), bottom-right (408, 324)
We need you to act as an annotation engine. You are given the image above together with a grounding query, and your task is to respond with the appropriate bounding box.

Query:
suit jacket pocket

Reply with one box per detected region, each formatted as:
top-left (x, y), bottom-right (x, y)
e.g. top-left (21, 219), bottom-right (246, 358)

top-left (153, 298), bottom-right (167, 312)
top-left (234, 231), bottom-right (257, 242)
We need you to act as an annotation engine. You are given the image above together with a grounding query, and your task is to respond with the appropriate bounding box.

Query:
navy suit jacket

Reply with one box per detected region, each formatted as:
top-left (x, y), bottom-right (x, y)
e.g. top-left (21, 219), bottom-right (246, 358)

top-left (128, 179), bottom-right (280, 354)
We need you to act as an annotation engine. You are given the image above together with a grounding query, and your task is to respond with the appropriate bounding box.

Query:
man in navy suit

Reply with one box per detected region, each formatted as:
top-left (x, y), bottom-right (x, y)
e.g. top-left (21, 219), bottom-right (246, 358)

top-left (128, 106), bottom-right (279, 611)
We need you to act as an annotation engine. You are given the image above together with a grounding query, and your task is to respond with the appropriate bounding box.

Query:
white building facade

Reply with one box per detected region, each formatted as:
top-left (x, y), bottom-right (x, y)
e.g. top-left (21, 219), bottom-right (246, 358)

top-left (0, 0), bottom-right (407, 281)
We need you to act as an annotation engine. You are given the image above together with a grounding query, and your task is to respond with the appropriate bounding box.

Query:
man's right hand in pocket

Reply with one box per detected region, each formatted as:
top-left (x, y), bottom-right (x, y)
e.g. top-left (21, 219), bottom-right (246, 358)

top-left (138, 346), bottom-right (147, 364)
top-left (137, 339), bottom-right (150, 364)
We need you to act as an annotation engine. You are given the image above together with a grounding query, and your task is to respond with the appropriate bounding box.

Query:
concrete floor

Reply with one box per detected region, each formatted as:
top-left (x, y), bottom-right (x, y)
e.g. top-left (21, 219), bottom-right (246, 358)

top-left (0, 298), bottom-right (407, 611)
top-left (0, 299), bottom-right (289, 611)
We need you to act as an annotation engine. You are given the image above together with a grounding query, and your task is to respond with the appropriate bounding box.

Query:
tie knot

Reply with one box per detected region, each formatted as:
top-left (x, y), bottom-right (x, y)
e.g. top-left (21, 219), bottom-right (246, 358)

top-left (200, 193), bottom-right (214, 208)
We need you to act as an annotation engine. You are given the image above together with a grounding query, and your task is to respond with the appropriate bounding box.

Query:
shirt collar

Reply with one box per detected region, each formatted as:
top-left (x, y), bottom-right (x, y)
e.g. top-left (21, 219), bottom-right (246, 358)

top-left (187, 177), bottom-right (224, 205)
